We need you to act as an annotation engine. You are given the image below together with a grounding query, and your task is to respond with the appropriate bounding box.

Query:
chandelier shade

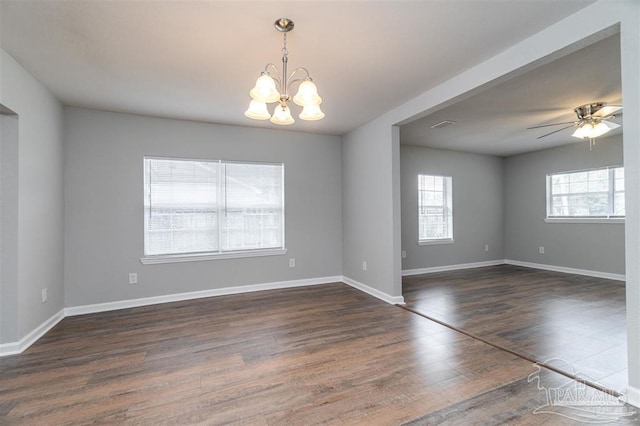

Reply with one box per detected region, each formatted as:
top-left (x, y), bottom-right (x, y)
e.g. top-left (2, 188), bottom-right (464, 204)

top-left (299, 104), bottom-right (325, 121)
top-left (245, 18), bottom-right (324, 126)
top-left (293, 80), bottom-right (322, 107)
top-left (270, 104), bottom-right (295, 125)
top-left (244, 100), bottom-right (271, 120)
top-left (249, 74), bottom-right (280, 104)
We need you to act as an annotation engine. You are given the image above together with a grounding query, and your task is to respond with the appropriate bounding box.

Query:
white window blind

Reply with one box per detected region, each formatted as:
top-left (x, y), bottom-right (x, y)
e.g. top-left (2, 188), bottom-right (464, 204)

top-left (144, 157), bottom-right (284, 257)
top-left (547, 166), bottom-right (624, 219)
top-left (418, 174), bottom-right (453, 242)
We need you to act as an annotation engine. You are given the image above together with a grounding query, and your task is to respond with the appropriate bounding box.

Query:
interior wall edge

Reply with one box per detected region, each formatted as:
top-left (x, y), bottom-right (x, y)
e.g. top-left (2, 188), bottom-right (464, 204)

top-left (626, 385), bottom-right (640, 409)
top-left (0, 309), bottom-right (64, 357)
top-left (342, 275), bottom-right (405, 305)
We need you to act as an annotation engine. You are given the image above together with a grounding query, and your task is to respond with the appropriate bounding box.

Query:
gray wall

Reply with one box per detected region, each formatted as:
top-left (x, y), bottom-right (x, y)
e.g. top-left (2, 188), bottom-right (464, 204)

top-left (64, 107), bottom-right (342, 307)
top-left (342, 120), bottom-right (402, 299)
top-left (0, 50), bottom-right (65, 343)
top-left (1, 113), bottom-right (19, 344)
top-left (504, 135), bottom-right (624, 274)
top-left (400, 145), bottom-right (505, 270)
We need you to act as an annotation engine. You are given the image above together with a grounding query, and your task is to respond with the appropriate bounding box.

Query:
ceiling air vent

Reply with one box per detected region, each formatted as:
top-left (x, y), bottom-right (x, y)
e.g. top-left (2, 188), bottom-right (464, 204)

top-left (430, 120), bottom-right (456, 129)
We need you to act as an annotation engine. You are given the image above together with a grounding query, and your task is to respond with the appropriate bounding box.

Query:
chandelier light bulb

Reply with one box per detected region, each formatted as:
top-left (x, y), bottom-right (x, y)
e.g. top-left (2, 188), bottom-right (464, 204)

top-left (270, 104), bottom-right (295, 125)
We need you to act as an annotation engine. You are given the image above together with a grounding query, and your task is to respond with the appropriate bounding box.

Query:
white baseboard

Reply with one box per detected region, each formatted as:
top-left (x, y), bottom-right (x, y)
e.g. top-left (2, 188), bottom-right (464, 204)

top-left (402, 260), bottom-right (505, 276)
top-left (504, 259), bottom-right (625, 282)
top-left (5, 261), bottom-right (621, 358)
top-left (0, 309), bottom-right (65, 357)
top-left (2, 275), bottom-right (403, 357)
top-left (65, 275), bottom-right (343, 317)
top-left (342, 276), bottom-right (405, 305)
top-left (625, 385), bottom-right (640, 408)
top-left (402, 258), bottom-right (625, 282)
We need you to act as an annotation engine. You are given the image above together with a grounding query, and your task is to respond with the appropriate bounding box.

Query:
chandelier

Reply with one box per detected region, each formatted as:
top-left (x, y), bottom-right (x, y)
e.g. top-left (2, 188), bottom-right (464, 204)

top-left (244, 18), bottom-right (324, 125)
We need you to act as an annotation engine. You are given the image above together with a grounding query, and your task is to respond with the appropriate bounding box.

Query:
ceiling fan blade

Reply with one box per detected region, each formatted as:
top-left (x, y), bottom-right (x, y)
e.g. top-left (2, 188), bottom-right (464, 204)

top-left (593, 105), bottom-right (623, 118)
top-left (603, 120), bottom-right (621, 130)
top-left (527, 121), bottom-right (578, 130)
top-left (536, 124), bottom-right (577, 139)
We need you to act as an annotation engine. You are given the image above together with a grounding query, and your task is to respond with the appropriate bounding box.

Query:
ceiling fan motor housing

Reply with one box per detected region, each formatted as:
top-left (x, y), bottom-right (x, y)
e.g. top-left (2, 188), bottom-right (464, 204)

top-left (574, 102), bottom-right (606, 119)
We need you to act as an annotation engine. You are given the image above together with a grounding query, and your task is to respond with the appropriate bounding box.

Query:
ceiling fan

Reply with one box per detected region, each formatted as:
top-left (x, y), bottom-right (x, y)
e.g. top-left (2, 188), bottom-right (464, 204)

top-left (527, 101), bottom-right (622, 149)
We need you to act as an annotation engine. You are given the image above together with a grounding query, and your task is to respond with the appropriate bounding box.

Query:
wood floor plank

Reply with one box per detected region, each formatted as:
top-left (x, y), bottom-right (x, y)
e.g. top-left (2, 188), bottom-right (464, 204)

top-left (1, 282), bottom-right (636, 424)
top-left (403, 265), bottom-right (629, 393)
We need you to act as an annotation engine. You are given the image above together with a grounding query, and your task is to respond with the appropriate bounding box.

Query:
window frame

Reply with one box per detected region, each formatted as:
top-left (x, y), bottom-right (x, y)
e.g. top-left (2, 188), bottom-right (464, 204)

top-left (545, 165), bottom-right (625, 224)
top-left (140, 156), bottom-right (286, 264)
top-left (417, 174), bottom-right (454, 245)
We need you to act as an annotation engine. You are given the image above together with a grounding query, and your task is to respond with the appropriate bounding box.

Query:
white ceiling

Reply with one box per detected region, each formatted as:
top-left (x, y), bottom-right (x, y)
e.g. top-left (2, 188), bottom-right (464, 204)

top-left (400, 33), bottom-right (622, 156)
top-left (1, 0), bottom-right (595, 138)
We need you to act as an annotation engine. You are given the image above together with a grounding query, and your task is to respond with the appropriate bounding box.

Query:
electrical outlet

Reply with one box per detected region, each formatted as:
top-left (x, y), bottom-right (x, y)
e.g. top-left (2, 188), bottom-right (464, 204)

top-left (129, 273), bottom-right (138, 284)
top-left (485, 244), bottom-right (489, 252)
top-left (289, 258), bottom-right (296, 268)
top-left (41, 288), bottom-right (47, 303)
top-left (362, 261), bottom-right (368, 271)
top-left (401, 251), bottom-right (407, 259)
top-left (539, 246), bottom-right (545, 254)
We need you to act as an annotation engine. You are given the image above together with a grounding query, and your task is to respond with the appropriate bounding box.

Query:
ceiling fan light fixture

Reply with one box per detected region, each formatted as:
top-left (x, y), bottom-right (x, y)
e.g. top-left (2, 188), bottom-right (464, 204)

top-left (589, 121), bottom-right (613, 138)
top-left (571, 121), bottom-right (613, 140)
top-left (530, 101), bottom-right (623, 150)
top-left (246, 19), bottom-right (324, 125)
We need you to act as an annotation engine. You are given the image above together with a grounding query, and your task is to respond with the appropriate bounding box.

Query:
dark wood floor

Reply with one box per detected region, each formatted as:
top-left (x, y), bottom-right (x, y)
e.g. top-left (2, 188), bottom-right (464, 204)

top-left (1, 283), bottom-right (636, 424)
top-left (403, 265), bottom-right (628, 394)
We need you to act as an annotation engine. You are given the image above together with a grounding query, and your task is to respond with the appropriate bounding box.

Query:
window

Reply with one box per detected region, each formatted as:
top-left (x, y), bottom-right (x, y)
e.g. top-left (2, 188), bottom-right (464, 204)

top-left (418, 174), bottom-right (453, 244)
top-left (546, 166), bottom-right (624, 220)
top-left (142, 157), bottom-right (285, 262)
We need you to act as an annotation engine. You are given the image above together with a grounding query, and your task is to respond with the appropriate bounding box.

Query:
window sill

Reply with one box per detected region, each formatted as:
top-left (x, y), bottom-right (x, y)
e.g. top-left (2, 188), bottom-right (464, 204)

top-left (544, 218), bottom-right (625, 224)
top-left (140, 248), bottom-right (287, 265)
top-left (418, 239), bottom-right (455, 246)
